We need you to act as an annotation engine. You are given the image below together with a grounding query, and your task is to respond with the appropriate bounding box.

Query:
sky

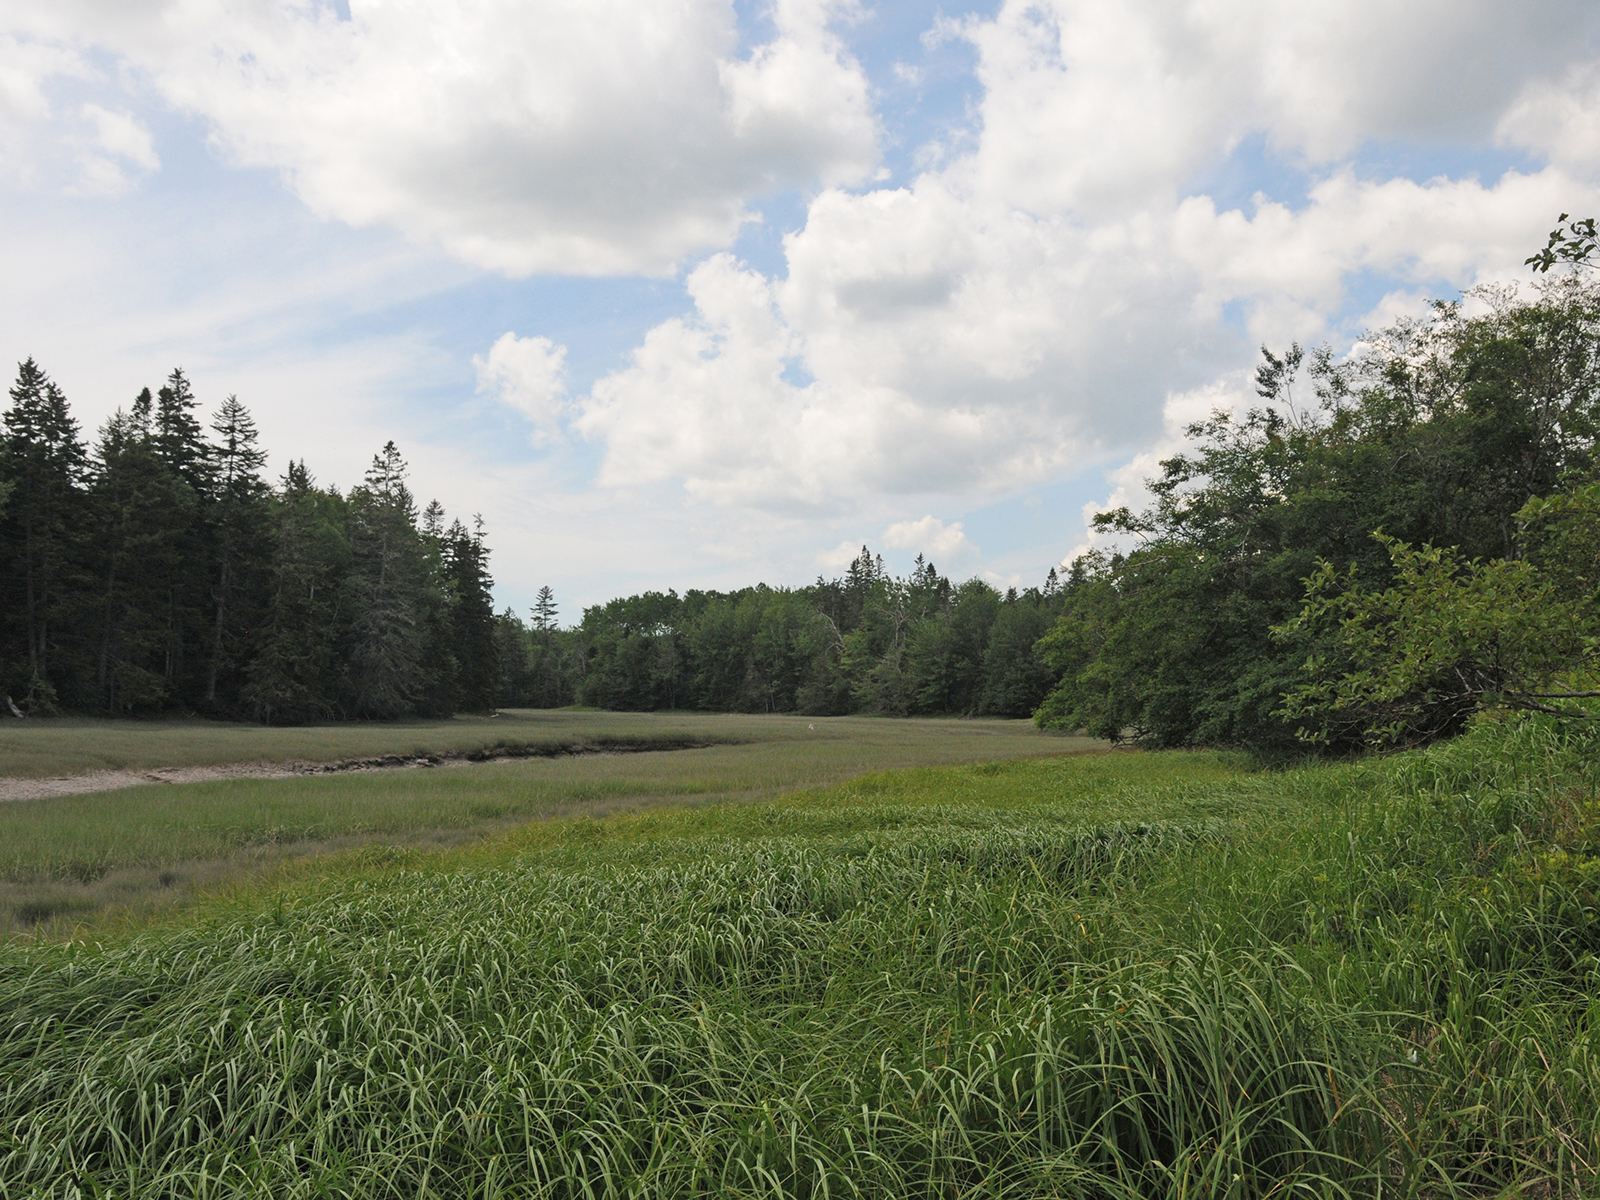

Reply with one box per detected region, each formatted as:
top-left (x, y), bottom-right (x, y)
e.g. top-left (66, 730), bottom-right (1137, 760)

top-left (3, 0), bottom-right (1600, 621)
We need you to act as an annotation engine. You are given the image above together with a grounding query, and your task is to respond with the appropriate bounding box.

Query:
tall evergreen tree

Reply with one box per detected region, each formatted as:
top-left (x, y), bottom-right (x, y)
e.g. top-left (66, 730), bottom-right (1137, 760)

top-left (153, 369), bottom-right (211, 493)
top-left (493, 608), bottom-right (535, 706)
top-left (204, 395), bottom-right (270, 708)
top-left (442, 516), bottom-right (502, 712)
top-left (346, 442), bottom-right (428, 718)
top-left (528, 587), bottom-right (571, 707)
top-left (0, 359), bottom-right (86, 710)
top-left (532, 586), bottom-right (557, 633)
top-left (421, 499), bottom-right (446, 539)
top-left (131, 369), bottom-right (215, 702)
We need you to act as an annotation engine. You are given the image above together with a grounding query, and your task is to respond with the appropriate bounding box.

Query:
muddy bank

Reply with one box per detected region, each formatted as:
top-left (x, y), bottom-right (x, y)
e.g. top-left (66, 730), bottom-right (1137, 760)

top-left (0, 737), bottom-right (726, 803)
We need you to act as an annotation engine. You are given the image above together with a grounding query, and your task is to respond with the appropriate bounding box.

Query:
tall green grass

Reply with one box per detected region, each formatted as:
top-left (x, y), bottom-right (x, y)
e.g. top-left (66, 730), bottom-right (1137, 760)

top-left (2, 721), bottom-right (1597, 1196)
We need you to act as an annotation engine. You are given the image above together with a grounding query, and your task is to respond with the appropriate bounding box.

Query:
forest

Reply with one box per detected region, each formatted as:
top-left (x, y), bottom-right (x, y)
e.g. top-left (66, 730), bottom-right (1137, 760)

top-left (1039, 263), bottom-right (1600, 753)
top-left (4, 223), bottom-right (1599, 743)
top-left (0, 365), bottom-right (1063, 723)
top-left (0, 371), bottom-right (502, 722)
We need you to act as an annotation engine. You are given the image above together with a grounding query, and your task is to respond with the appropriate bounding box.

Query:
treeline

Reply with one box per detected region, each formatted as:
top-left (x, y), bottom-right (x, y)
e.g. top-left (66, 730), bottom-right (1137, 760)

top-left (554, 550), bottom-right (1066, 716)
top-left (0, 363), bottom-right (504, 721)
top-left (1036, 271), bottom-right (1600, 751)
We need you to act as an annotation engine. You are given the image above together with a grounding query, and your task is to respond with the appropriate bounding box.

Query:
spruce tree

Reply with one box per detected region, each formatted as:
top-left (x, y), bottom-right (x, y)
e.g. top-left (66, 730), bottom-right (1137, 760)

top-left (204, 395), bottom-right (270, 708)
top-left (346, 442), bottom-right (428, 718)
top-left (529, 586), bottom-right (564, 707)
top-left (493, 607), bottom-right (534, 706)
top-left (443, 516), bottom-right (502, 712)
top-left (153, 369), bottom-right (211, 493)
top-left (532, 585), bottom-right (557, 633)
top-left (138, 369), bottom-right (214, 703)
top-left (0, 359), bottom-right (87, 710)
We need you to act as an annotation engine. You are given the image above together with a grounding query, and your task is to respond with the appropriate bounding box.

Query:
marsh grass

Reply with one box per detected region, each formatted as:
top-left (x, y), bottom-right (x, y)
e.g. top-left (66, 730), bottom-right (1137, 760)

top-left (0, 711), bottom-right (1078, 780)
top-left (0, 717), bottom-right (1098, 933)
top-left (3, 721), bottom-right (1598, 1196)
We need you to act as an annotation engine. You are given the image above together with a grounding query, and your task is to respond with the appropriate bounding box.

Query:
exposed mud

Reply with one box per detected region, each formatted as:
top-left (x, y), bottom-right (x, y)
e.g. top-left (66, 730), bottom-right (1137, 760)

top-left (0, 738), bottom-right (724, 804)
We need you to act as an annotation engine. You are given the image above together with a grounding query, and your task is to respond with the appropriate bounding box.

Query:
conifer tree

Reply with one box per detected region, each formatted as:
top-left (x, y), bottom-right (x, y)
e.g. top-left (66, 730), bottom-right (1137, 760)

top-left (0, 359), bottom-right (86, 710)
top-left (421, 499), bottom-right (446, 539)
top-left (493, 607), bottom-right (535, 706)
top-left (153, 369), bottom-right (211, 492)
top-left (532, 585), bottom-right (557, 633)
top-left (204, 395), bottom-right (270, 708)
top-left (135, 369), bottom-right (215, 702)
top-left (346, 442), bottom-right (428, 717)
top-left (443, 516), bottom-right (502, 711)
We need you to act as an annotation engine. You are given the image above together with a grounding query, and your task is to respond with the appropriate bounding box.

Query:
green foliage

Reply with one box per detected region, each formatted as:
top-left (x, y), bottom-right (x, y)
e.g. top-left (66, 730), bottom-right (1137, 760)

top-left (346, 442), bottom-right (430, 718)
top-left (203, 394), bottom-right (271, 708)
top-left (1526, 212), bottom-right (1599, 274)
top-left (1278, 477), bottom-right (1600, 746)
top-left (243, 462), bottom-right (351, 723)
top-left (1038, 273), bottom-right (1600, 750)
top-left (1278, 533), bottom-right (1598, 745)
top-left (1, 366), bottom-right (1061, 724)
top-left (0, 358), bottom-right (85, 711)
top-left (573, 550), bottom-right (1066, 717)
top-left (441, 517), bottom-right (502, 713)
top-left (87, 403), bottom-right (199, 713)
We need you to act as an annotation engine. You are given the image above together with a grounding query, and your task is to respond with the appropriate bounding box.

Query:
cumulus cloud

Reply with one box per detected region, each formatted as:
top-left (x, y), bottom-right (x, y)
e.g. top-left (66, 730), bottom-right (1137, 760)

top-left (5, 0), bottom-right (876, 274)
top-left (475, 332), bottom-right (569, 443)
top-left (1498, 61), bottom-right (1600, 170)
top-left (578, 247), bottom-right (1087, 512)
top-left (579, 0), bottom-right (1600, 522)
top-left (883, 515), bottom-right (973, 560)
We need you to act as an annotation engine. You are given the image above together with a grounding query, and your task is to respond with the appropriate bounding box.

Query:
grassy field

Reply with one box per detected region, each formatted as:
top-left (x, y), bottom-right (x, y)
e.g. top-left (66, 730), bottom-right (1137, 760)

top-left (3, 716), bottom-right (1599, 1195)
top-left (0, 709), bottom-right (1056, 779)
top-left (0, 714), bottom-right (1097, 932)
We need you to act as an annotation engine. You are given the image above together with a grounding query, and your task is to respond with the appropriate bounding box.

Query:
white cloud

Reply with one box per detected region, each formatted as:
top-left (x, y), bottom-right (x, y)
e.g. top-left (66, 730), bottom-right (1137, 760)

top-left (0, 34), bottom-right (85, 123)
top-left (80, 103), bottom-right (156, 170)
top-left (0, 33), bottom-right (90, 181)
top-left (818, 540), bottom-right (865, 571)
top-left (1171, 168), bottom-right (1582, 345)
top-left (1498, 61), bottom-right (1600, 170)
top-left (475, 332), bottom-right (568, 443)
top-left (67, 103), bottom-right (158, 195)
top-left (5, 0), bottom-right (877, 274)
top-left (883, 514), bottom-right (973, 560)
top-left (949, 0), bottom-right (1597, 216)
top-left (577, 0), bottom-right (1600, 526)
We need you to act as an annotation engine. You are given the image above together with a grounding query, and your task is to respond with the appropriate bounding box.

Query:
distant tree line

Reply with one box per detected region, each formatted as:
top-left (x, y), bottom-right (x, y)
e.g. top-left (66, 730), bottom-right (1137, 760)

top-left (534, 549), bottom-right (1067, 717)
top-left (0, 364), bottom-right (502, 721)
